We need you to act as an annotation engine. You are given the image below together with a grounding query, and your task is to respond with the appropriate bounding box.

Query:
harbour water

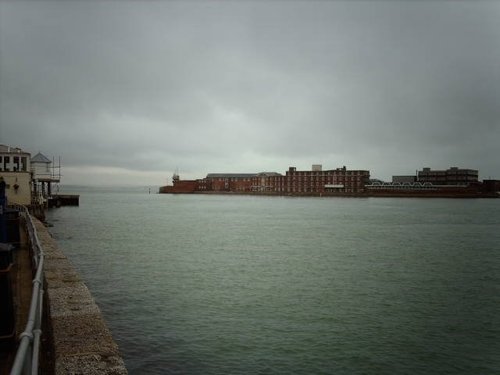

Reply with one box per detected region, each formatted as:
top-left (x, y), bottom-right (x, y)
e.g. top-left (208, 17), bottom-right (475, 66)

top-left (46, 188), bottom-right (500, 374)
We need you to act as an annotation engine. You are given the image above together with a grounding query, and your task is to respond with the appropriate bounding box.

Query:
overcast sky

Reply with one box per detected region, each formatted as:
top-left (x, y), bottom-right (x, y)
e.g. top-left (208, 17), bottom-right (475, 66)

top-left (1, 1), bottom-right (499, 186)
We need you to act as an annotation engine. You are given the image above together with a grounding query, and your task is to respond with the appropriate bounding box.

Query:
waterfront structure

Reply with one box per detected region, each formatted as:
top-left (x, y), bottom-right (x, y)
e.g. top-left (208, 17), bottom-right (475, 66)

top-left (0, 145), bottom-right (32, 205)
top-left (0, 145), bottom-right (75, 211)
top-left (31, 152), bottom-right (61, 201)
top-left (482, 180), bottom-right (500, 192)
top-left (417, 167), bottom-right (478, 185)
top-left (365, 181), bottom-right (496, 197)
top-left (160, 165), bottom-right (371, 195)
top-left (393, 167), bottom-right (479, 186)
top-left (159, 173), bottom-right (201, 194)
top-left (368, 166), bottom-right (498, 197)
top-left (159, 172), bottom-right (260, 194)
top-left (160, 163), bottom-right (499, 198)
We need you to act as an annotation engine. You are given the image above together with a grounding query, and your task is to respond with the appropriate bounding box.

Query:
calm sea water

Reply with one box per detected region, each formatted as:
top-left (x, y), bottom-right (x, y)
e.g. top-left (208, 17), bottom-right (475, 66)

top-left (46, 188), bottom-right (500, 374)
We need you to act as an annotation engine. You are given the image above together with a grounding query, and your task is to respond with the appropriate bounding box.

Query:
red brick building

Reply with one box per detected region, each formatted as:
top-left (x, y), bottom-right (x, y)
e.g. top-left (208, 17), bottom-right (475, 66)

top-left (205, 173), bottom-right (256, 192)
top-left (158, 174), bottom-right (200, 193)
top-left (159, 165), bottom-right (371, 195)
top-left (284, 166), bottom-right (370, 194)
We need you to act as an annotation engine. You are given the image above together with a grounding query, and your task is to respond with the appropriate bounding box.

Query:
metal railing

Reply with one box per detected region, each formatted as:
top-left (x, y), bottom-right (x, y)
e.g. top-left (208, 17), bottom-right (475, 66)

top-left (9, 205), bottom-right (45, 375)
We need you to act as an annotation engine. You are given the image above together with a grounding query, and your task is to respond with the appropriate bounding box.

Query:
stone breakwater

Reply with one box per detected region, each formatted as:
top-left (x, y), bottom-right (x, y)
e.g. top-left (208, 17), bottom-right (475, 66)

top-left (35, 218), bottom-right (127, 374)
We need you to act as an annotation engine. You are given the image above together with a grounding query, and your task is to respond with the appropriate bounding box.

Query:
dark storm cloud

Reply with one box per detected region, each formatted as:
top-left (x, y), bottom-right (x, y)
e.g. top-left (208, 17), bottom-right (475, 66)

top-left (1, 1), bottom-right (499, 184)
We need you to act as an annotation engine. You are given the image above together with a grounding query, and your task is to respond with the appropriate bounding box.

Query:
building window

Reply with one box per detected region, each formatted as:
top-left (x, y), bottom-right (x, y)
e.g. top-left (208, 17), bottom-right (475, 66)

top-left (4, 156), bottom-right (9, 171)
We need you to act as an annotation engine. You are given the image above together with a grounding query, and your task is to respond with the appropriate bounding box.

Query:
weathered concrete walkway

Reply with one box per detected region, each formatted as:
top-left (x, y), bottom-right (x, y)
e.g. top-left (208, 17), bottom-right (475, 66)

top-left (35, 218), bottom-right (128, 374)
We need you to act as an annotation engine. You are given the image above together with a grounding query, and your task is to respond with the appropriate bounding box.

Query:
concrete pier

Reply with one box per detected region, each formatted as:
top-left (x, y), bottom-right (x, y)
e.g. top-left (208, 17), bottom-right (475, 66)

top-left (35, 218), bottom-right (127, 374)
top-left (48, 195), bottom-right (80, 208)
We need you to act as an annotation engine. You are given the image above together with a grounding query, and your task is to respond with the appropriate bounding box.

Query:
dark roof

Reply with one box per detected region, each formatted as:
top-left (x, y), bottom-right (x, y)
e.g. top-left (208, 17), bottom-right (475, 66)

top-left (206, 173), bottom-right (257, 179)
top-left (0, 144), bottom-right (29, 154)
top-left (257, 172), bottom-right (282, 176)
top-left (31, 152), bottom-right (52, 163)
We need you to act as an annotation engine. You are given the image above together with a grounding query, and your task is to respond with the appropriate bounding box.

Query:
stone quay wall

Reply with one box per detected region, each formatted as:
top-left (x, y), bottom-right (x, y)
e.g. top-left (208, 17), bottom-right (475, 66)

top-left (34, 218), bottom-right (128, 374)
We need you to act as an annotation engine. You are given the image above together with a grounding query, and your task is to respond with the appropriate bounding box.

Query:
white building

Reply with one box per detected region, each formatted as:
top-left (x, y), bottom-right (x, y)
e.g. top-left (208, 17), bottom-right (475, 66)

top-left (31, 152), bottom-right (60, 200)
top-left (0, 145), bottom-right (32, 205)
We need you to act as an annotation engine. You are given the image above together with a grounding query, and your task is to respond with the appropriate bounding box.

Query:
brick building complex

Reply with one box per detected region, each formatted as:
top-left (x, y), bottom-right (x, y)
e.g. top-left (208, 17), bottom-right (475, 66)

top-left (206, 173), bottom-right (257, 192)
top-left (417, 167), bottom-right (478, 185)
top-left (283, 166), bottom-right (370, 194)
top-left (159, 165), bottom-right (371, 195)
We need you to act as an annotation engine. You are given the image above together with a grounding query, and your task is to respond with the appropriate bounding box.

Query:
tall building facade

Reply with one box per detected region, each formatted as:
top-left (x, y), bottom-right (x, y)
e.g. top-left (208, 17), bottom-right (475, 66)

top-left (283, 165), bottom-right (370, 194)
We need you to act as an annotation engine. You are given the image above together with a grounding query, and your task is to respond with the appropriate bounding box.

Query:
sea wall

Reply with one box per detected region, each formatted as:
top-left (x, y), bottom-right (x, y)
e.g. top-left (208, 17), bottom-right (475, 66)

top-left (34, 218), bottom-right (128, 374)
top-left (160, 189), bottom-right (499, 198)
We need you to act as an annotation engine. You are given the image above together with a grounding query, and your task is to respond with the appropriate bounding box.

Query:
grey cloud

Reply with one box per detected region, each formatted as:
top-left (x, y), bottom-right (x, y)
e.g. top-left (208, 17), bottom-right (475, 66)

top-left (1, 1), bottom-right (499, 184)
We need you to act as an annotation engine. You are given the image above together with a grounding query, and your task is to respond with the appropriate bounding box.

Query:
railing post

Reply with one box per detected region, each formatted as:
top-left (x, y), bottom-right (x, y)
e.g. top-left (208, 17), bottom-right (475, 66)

top-left (22, 346), bottom-right (31, 375)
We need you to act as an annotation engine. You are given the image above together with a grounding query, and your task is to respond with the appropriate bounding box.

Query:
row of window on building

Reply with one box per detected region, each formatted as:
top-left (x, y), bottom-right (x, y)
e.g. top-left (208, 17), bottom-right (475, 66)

top-left (393, 167), bottom-right (479, 186)
top-left (172, 166), bottom-right (371, 194)
top-left (0, 155), bottom-right (30, 172)
top-left (163, 165), bottom-right (484, 194)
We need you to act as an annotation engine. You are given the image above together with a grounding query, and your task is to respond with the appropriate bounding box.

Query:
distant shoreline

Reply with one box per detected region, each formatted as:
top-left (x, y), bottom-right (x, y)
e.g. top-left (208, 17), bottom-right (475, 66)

top-left (159, 190), bottom-right (499, 199)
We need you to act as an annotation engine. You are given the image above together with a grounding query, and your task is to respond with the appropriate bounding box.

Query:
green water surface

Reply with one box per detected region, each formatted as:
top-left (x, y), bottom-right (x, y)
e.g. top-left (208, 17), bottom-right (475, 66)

top-left (47, 190), bottom-right (500, 374)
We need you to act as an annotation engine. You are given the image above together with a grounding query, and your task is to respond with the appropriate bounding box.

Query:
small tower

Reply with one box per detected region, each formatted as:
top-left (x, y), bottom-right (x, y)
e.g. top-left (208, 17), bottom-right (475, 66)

top-left (31, 152), bottom-right (60, 200)
top-left (172, 172), bottom-right (180, 185)
top-left (172, 167), bottom-right (180, 185)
